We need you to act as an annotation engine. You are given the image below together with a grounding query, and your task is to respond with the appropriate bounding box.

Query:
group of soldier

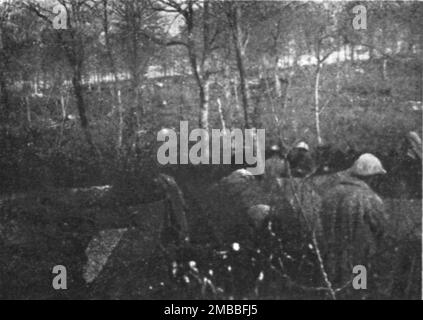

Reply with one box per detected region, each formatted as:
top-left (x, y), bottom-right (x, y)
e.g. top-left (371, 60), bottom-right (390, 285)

top-left (208, 131), bottom-right (422, 298)
top-left (0, 129), bottom-right (420, 299)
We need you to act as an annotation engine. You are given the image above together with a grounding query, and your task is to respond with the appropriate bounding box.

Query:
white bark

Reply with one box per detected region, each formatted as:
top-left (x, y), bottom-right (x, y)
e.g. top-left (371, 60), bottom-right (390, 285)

top-left (314, 63), bottom-right (323, 146)
top-left (117, 89), bottom-right (123, 150)
top-left (217, 98), bottom-right (227, 132)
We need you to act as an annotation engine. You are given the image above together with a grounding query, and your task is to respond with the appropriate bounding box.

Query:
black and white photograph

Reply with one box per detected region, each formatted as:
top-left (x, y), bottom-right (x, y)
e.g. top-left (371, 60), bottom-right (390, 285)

top-left (0, 0), bottom-right (421, 301)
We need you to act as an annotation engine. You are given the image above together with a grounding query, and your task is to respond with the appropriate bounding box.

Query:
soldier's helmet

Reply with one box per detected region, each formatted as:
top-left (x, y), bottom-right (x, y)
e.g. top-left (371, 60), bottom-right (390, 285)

top-left (295, 141), bottom-right (309, 151)
top-left (270, 144), bottom-right (280, 151)
top-left (350, 153), bottom-right (387, 176)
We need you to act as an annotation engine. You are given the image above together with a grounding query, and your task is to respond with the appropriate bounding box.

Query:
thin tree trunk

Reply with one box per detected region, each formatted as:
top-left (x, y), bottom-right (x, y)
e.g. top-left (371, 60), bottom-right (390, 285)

top-left (0, 27), bottom-right (8, 113)
top-left (230, 6), bottom-right (250, 128)
top-left (60, 93), bottom-right (66, 119)
top-left (129, 1), bottom-right (143, 123)
top-left (336, 38), bottom-right (342, 92)
top-left (382, 59), bottom-right (388, 81)
top-left (35, 75), bottom-right (40, 94)
top-left (233, 78), bottom-right (240, 112)
top-left (22, 73), bottom-right (31, 125)
top-left (223, 75), bottom-right (233, 128)
top-left (129, 63), bottom-right (142, 148)
top-left (198, 78), bottom-right (210, 130)
top-left (185, 2), bottom-right (210, 130)
top-left (134, 86), bottom-right (141, 128)
top-left (274, 55), bottom-right (282, 100)
top-left (283, 77), bottom-right (292, 111)
top-left (420, 63), bottom-right (423, 102)
top-left (368, 23), bottom-right (374, 60)
top-left (56, 92), bottom-right (67, 148)
top-left (217, 98), bottom-right (227, 133)
top-left (103, 0), bottom-right (124, 151)
top-left (314, 63), bottom-right (322, 146)
top-left (25, 97), bottom-right (31, 124)
top-left (186, 30), bottom-right (209, 130)
top-left (117, 89), bottom-right (123, 150)
top-left (0, 75), bottom-right (8, 113)
top-left (274, 70), bottom-right (282, 98)
top-left (72, 61), bottom-right (95, 150)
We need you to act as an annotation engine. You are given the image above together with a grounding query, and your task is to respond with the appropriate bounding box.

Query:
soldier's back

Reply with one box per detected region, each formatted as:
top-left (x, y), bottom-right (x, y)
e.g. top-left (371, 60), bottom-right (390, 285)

top-left (318, 176), bottom-right (387, 292)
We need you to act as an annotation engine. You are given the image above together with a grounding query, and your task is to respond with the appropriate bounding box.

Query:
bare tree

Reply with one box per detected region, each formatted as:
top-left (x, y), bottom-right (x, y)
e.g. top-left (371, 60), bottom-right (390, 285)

top-left (113, 0), bottom-right (158, 149)
top-left (149, 0), bottom-right (223, 130)
top-left (100, 0), bottom-right (124, 152)
top-left (301, 2), bottom-right (339, 146)
top-left (25, 0), bottom-right (98, 154)
top-left (224, 2), bottom-right (251, 128)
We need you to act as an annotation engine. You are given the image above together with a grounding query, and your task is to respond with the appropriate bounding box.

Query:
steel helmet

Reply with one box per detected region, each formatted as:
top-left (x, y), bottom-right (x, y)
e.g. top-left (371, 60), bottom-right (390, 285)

top-left (295, 141), bottom-right (309, 151)
top-left (350, 153), bottom-right (386, 176)
top-left (270, 144), bottom-right (280, 151)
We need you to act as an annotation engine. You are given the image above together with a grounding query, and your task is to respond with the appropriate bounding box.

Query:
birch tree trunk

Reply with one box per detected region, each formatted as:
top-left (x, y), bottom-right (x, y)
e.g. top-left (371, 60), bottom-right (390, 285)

top-left (199, 78), bottom-right (211, 130)
top-left (217, 98), bottom-right (227, 133)
top-left (230, 5), bottom-right (250, 128)
top-left (274, 59), bottom-right (282, 99)
top-left (314, 62), bottom-right (323, 146)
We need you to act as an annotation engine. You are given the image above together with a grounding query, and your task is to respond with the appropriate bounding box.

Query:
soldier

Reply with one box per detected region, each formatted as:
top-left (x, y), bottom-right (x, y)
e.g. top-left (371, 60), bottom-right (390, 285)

top-left (317, 153), bottom-right (388, 297)
top-left (265, 143), bottom-right (284, 159)
top-left (375, 131), bottom-right (422, 198)
top-left (264, 144), bottom-right (288, 179)
top-left (287, 141), bottom-right (314, 177)
top-left (315, 144), bottom-right (358, 174)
